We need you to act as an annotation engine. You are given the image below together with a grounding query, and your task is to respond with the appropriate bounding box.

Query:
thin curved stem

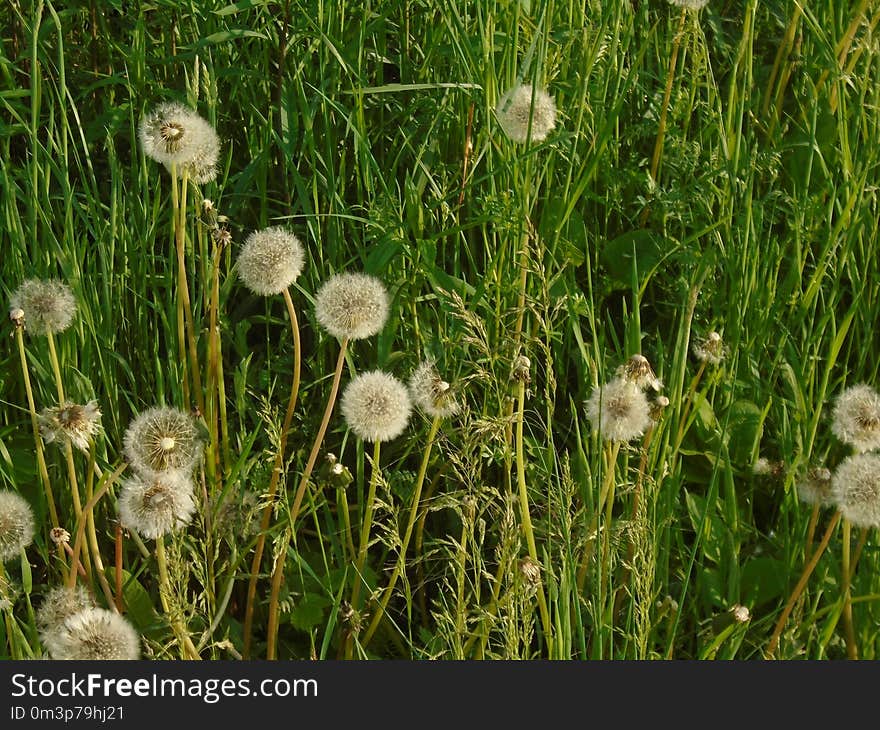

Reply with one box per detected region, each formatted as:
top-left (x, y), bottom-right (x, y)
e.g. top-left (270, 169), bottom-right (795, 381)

top-left (841, 518), bottom-right (858, 660)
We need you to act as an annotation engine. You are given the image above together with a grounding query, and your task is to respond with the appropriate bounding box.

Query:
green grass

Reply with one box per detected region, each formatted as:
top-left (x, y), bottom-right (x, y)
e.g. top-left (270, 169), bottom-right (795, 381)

top-left (1, 0), bottom-right (880, 659)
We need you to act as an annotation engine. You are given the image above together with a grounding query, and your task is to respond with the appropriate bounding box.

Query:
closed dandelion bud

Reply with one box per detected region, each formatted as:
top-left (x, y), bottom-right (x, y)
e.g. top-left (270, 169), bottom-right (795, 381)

top-left (585, 377), bottom-right (651, 442)
top-left (341, 370), bottom-right (412, 443)
top-left (118, 470), bottom-right (196, 540)
top-left (36, 586), bottom-right (95, 643)
top-left (619, 354), bottom-right (663, 392)
top-left (692, 331), bottom-right (726, 365)
top-left (831, 384), bottom-right (880, 453)
top-left (667, 0), bottom-right (709, 9)
top-left (9, 307), bottom-right (24, 328)
top-left (731, 604), bottom-right (750, 623)
top-left (314, 272), bottom-right (390, 340)
top-left (0, 491), bottom-right (35, 562)
top-left (48, 607), bottom-right (140, 660)
top-left (49, 527), bottom-right (70, 546)
top-left (797, 467), bottom-right (833, 507)
top-left (518, 556), bottom-right (542, 588)
top-left (650, 394), bottom-right (670, 422)
top-left (831, 453), bottom-right (880, 528)
top-left (495, 84), bottom-right (557, 143)
top-left (237, 226), bottom-right (305, 296)
top-left (139, 101), bottom-right (218, 174)
top-left (123, 407), bottom-right (203, 475)
top-left (409, 361), bottom-right (459, 419)
top-left (39, 401), bottom-right (102, 452)
top-left (9, 279), bottom-right (76, 336)
top-left (512, 355), bottom-right (531, 384)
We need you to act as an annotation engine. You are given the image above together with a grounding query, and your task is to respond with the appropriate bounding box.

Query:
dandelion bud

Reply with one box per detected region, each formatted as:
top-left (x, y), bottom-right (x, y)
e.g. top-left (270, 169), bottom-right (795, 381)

top-left (409, 360), bottom-right (460, 419)
top-left (495, 84), bottom-right (557, 143)
top-left (123, 406), bottom-right (203, 476)
top-left (39, 401), bottom-right (102, 452)
top-left (512, 355), bottom-right (531, 384)
top-left (692, 331), bottom-right (726, 365)
top-left (667, 0), bottom-right (709, 9)
top-left (9, 307), bottom-right (24, 328)
top-left (518, 556), bottom-right (542, 589)
top-left (797, 467), bottom-right (833, 507)
top-left (48, 607), bottom-right (141, 660)
top-left (619, 354), bottom-right (663, 392)
top-left (650, 394), bottom-right (670, 422)
top-left (731, 604), bottom-right (750, 623)
top-left (36, 586), bottom-right (95, 643)
top-left (585, 377), bottom-right (651, 442)
top-left (314, 272), bottom-right (390, 341)
top-left (831, 384), bottom-right (880, 453)
top-left (9, 279), bottom-right (76, 336)
top-left (237, 226), bottom-right (305, 296)
top-left (49, 527), bottom-right (70, 546)
top-left (831, 453), bottom-right (880, 528)
top-left (0, 491), bottom-right (35, 562)
top-left (341, 370), bottom-right (412, 443)
top-left (118, 470), bottom-right (196, 540)
top-left (139, 101), bottom-right (219, 179)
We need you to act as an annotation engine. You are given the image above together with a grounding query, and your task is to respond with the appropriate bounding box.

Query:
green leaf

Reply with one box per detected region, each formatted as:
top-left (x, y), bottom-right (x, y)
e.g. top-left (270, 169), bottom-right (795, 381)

top-left (726, 400), bottom-right (764, 466)
top-left (290, 593), bottom-right (332, 632)
top-left (740, 557), bottom-right (787, 607)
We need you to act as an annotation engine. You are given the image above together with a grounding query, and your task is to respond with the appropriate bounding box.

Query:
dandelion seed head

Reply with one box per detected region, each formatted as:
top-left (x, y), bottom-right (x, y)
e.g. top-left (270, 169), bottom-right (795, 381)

top-left (831, 453), bottom-right (880, 528)
top-left (409, 361), bottom-right (460, 419)
top-left (48, 608), bottom-right (140, 660)
top-left (341, 370), bottom-right (412, 443)
top-left (667, 0), bottom-right (709, 9)
top-left (237, 226), bottom-right (305, 296)
top-left (123, 407), bottom-right (203, 475)
top-left (831, 384), bottom-right (880, 453)
top-left (36, 586), bottom-right (95, 643)
top-left (39, 401), bottom-right (102, 452)
top-left (139, 102), bottom-right (218, 173)
top-left (9, 279), bottom-right (76, 336)
top-left (585, 377), bottom-right (651, 442)
top-left (495, 84), bottom-right (557, 143)
top-left (692, 331), bottom-right (726, 365)
top-left (118, 470), bottom-right (196, 540)
top-left (618, 354), bottom-right (663, 392)
top-left (314, 272), bottom-right (390, 341)
top-left (163, 114), bottom-right (220, 184)
top-left (0, 491), bottom-right (35, 562)
top-left (797, 467), bottom-right (833, 507)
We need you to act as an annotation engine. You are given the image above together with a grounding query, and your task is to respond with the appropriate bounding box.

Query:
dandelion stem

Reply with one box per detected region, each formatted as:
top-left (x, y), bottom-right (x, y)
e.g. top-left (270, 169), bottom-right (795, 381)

top-left (265, 338), bottom-right (350, 660)
top-left (362, 416), bottom-right (441, 648)
top-left (841, 518), bottom-right (858, 660)
top-left (804, 501), bottom-right (820, 564)
top-left (765, 510), bottom-right (842, 658)
top-left (84, 441), bottom-right (115, 609)
top-left (516, 379), bottom-right (553, 654)
top-left (177, 171), bottom-right (205, 416)
top-left (169, 162), bottom-right (190, 409)
top-left (242, 288), bottom-right (302, 659)
top-left (155, 536), bottom-right (201, 660)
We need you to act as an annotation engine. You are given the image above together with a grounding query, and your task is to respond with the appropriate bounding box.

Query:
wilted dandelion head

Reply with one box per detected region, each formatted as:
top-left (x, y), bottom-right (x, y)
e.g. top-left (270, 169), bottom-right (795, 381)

top-left (495, 84), bottom-right (557, 143)
top-left (667, 0), bottom-right (709, 9)
top-left (139, 101), bottom-right (219, 174)
top-left (585, 377), bottom-right (651, 442)
top-left (9, 279), bottom-right (76, 336)
top-left (650, 394), bottom-right (670, 422)
top-left (831, 453), bottom-right (880, 528)
top-left (409, 361), bottom-right (460, 419)
top-left (36, 585), bottom-right (95, 642)
top-left (39, 401), bottom-right (102, 452)
top-left (341, 370), bottom-right (412, 443)
top-left (797, 467), bottom-right (833, 507)
top-left (123, 407), bottom-right (203, 475)
top-left (692, 331), bottom-right (726, 365)
top-left (48, 608), bottom-right (140, 660)
top-left (730, 604), bottom-right (750, 623)
top-left (618, 354), bottom-right (663, 392)
top-left (831, 384), bottom-right (880, 453)
top-left (237, 226), bottom-right (305, 296)
top-left (315, 272), bottom-right (390, 341)
top-left (118, 470), bottom-right (196, 540)
top-left (0, 491), bottom-right (35, 562)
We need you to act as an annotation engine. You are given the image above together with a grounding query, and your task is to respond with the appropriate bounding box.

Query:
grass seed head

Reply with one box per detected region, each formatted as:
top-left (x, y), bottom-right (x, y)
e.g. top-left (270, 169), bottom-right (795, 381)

top-left (47, 607), bottom-right (141, 660)
top-left (39, 400), bottom-right (102, 452)
top-left (831, 384), bottom-right (880, 453)
top-left (409, 360), bottom-right (460, 419)
top-left (0, 491), bottom-right (35, 562)
top-left (495, 84), bottom-right (557, 143)
top-left (315, 272), bottom-right (390, 340)
top-left (118, 470), bottom-right (196, 540)
top-left (123, 407), bottom-right (203, 475)
top-left (585, 377), bottom-right (651, 442)
top-left (831, 452), bottom-right (880, 528)
top-left (237, 226), bottom-right (305, 296)
top-left (9, 279), bottom-right (76, 336)
top-left (341, 370), bottom-right (412, 443)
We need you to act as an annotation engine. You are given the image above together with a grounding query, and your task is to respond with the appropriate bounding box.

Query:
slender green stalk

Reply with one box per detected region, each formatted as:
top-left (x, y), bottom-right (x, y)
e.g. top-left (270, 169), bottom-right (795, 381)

top-left (576, 440), bottom-right (622, 591)
top-left (176, 171), bottom-right (205, 416)
top-left (841, 518), bottom-right (858, 660)
top-left (169, 161), bottom-right (190, 409)
top-left (648, 7), bottom-right (687, 184)
top-left (155, 536), bottom-right (201, 660)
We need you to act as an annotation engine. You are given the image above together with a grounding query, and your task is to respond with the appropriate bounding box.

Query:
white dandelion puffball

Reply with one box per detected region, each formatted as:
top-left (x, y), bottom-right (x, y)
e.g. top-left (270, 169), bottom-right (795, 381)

top-left (585, 377), bottom-right (651, 442)
top-left (831, 384), bottom-right (880, 453)
top-left (47, 608), bottom-right (141, 660)
top-left (139, 101), bottom-right (219, 176)
top-left (831, 453), bottom-right (880, 528)
top-left (667, 0), bottom-right (708, 9)
top-left (9, 278), bottom-right (76, 336)
top-left (341, 370), bottom-right (413, 443)
top-left (237, 226), bottom-right (305, 296)
top-left (0, 491), bottom-right (35, 562)
top-left (495, 84), bottom-right (557, 143)
top-left (123, 406), bottom-right (203, 475)
top-left (692, 331), bottom-right (726, 365)
top-left (36, 585), bottom-right (96, 649)
top-left (315, 272), bottom-right (390, 341)
top-left (409, 360), bottom-right (460, 419)
top-left (39, 401), bottom-right (102, 452)
top-left (797, 467), bottom-right (833, 507)
top-left (118, 470), bottom-right (197, 540)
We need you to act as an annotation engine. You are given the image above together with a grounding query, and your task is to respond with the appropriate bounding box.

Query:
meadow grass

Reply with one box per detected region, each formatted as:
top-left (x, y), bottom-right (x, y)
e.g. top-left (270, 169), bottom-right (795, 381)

top-left (1, 0), bottom-right (879, 659)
